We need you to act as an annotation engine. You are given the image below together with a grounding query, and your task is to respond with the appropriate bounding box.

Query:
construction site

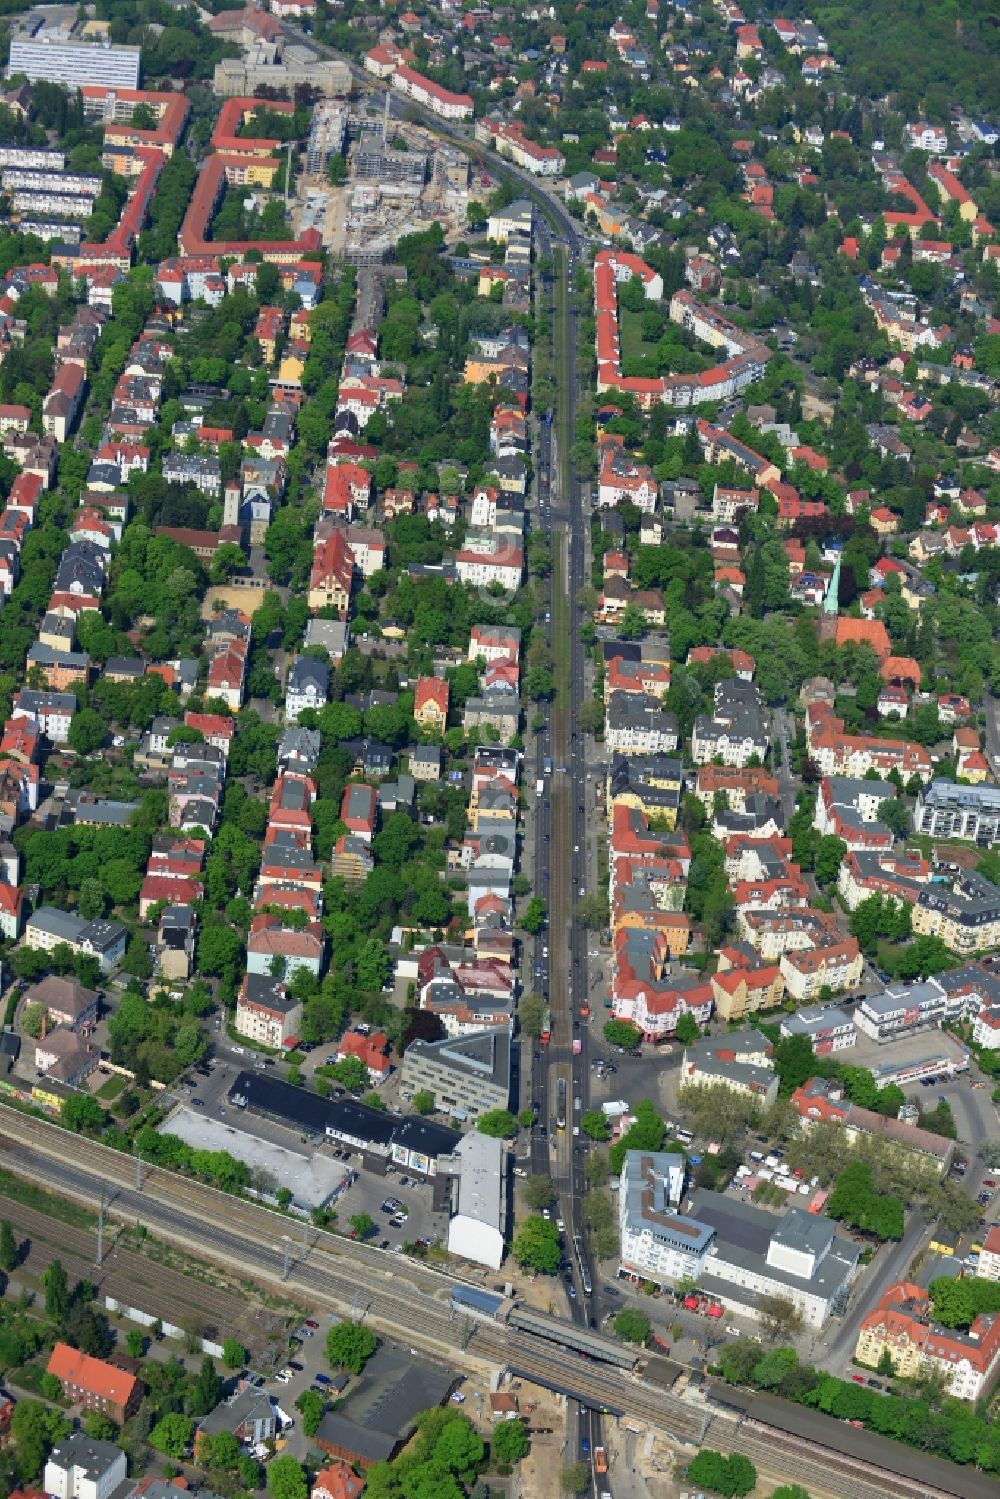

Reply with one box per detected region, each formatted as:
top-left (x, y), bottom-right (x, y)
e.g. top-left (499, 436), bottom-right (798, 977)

top-left (292, 96), bottom-right (477, 264)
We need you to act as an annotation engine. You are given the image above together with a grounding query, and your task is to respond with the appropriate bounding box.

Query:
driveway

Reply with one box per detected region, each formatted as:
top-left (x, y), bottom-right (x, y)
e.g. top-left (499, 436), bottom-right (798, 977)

top-left (821, 1210), bottom-right (931, 1373)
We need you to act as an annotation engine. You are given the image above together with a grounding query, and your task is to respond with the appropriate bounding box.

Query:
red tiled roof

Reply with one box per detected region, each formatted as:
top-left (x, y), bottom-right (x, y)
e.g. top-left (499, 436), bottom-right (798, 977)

top-left (47, 1343), bottom-right (137, 1405)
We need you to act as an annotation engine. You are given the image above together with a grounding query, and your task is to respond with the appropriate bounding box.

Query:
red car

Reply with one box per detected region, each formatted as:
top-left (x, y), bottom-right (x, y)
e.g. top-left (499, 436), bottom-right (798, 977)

top-left (851, 1374), bottom-right (865, 1385)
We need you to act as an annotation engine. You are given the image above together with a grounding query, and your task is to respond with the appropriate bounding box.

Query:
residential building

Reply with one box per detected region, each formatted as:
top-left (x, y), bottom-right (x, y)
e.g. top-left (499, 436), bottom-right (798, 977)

top-left (780, 937), bottom-right (862, 1001)
top-left (43, 1435), bottom-right (127, 1499)
top-left (979, 1226), bottom-right (1000, 1282)
top-left (285, 655), bottom-right (329, 720)
top-left (158, 905), bottom-right (196, 982)
top-left (779, 1004), bottom-right (856, 1054)
top-left (312, 1464), bottom-right (365, 1499)
top-left (8, 39), bottom-right (140, 89)
top-left (336, 1029), bottom-right (391, 1084)
top-left (680, 1030), bottom-right (779, 1108)
top-left (235, 974), bottom-right (303, 1050)
top-left (23, 976), bottom-right (97, 1031)
top-left (391, 65), bottom-right (473, 120)
top-left (605, 693), bottom-right (679, 756)
top-left (856, 1282), bottom-right (1000, 1401)
top-left (709, 959), bottom-right (784, 1021)
top-left (915, 780), bottom-right (1000, 845)
top-left (912, 869), bottom-right (1000, 954)
top-left (790, 1076), bottom-right (954, 1173)
top-left (413, 676), bottom-right (449, 734)
top-left (45, 1345), bottom-right (140, 1422)
top-left (401, 1028), bottom-right (510, 1120)
top-left (196, 1389), bottom-right (277, 1454)
top-left (24, 907), bottom-right (127, 972)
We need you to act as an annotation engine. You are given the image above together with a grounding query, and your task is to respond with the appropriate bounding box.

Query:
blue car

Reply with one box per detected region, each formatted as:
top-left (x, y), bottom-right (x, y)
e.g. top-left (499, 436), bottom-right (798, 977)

top-left (581, 1436), bottom-right (590, 1455)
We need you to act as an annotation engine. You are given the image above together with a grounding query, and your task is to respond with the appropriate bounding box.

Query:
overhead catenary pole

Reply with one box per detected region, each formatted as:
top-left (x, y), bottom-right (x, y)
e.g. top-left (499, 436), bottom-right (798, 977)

top-left (96, 1182), bottom-right (106, 1267)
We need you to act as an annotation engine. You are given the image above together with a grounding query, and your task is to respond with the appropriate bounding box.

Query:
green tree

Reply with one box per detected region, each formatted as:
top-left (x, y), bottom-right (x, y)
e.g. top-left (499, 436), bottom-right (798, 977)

top-left (207, 1431), bottom-right (241, 1470)
top-left (221, 1337), bottom-right (246, 1369)
top-left (580, 1109), bottom-right (610, 1140)
top-left (192, 1356), bottom-right (222, 1417)
top-left (326, 1321), bottom-right (377, 1375)
top-left (491, 1418), bottom-right (529, 1465)
top-left (927, 1276), bottom-right (978, 1329)
top-left (412, 1090), bottom-right (435, 1115)
top-left (523, 1175), bottom-right (556, 1210)
top-left (150, 1413), bottom-right (193, 1459)
top-left (81, 1411), bottom-right (117, 1442)
top-left (603, 1019), bottom-right (641, 1049)
top-left (613, 1308), bottom-right (651, 1345)
top-left (814, 835), bottom-right (847, 887)
top-left (674, 1011), bottom-right (699, 1045)
top-left (125, 1329), bottom-right (145, 1359)
top-left (333, 1054), bottom-right (367, 1092)
top-left (434, 1416), bottom-right (484, 1478)
top-left (294, 1388), bottom-right (326, 1437)
top-left (518, 897), bottom-right (547, 934)
top-left (349, 1212), bottom-right (375, 1240)
top-left (68, 707), bottom-right (106, 755)
top-left (62, 1095), bottom-right (104, 1133)
top-left (11, 1400), bottom-right (69, 1482)
top-left (266, 1456), bottom-right (308, 1499)
top-left (877, 798), bottom-right (910, 837)
top-left (43, 1258), bottom-right (69, 1320)
top-left (687, 1450), bottom-right (757, 1498)
top-left (477, 1109), bottom-right (517, 1138)
top-left (512, 1215), bottom-right (561, 1274)
top-left (518, 993), bottom-right (545, 1037)
top-left (561, 1462), bottom-right (591, 1494)
top-left (0, 1221), bottom-right (17, 1273)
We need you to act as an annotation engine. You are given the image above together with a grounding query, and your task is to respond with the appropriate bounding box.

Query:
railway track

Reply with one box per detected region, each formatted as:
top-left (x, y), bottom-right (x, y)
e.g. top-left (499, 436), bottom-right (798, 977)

top-left (0, 1176), bottom-right (289, 1358)
top-left (0, 1111), bottom-right (986, 1499)
top-left (719, 1419), bottom-right (952, 1499)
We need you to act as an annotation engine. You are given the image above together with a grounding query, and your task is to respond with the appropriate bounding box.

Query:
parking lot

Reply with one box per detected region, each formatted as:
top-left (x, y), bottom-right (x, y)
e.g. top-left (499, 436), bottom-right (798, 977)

top-left (331, 1164), bottom-right (450, 1250)
top-left (847, 1026), bottom-right (969, 1076)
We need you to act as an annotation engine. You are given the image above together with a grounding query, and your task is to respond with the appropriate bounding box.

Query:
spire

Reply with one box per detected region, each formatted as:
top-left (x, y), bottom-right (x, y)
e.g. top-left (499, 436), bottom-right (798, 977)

top-left (823, 550), bottom-right (841, 616)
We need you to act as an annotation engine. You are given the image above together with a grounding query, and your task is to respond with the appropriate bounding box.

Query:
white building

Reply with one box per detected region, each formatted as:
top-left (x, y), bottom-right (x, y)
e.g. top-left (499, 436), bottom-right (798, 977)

top-left (619, 1156), bottom-right (859, 1330)
top-left (391, 65), bottom-right (473, 120)
top-left (285, 655), bottom-right (329, 721)
top-left (8, 39), bottom-right (140, 89)
top-left (455, 544), bottom-right (523, 591)
top-left (779, 1003), bottom-right (856, 1054)
top-left (446, 1130), bottom-right (506, 1271)
top-left (44, 1435), bottom-right (127, 1499)
top-left (619, 1151), bottom-right (702, 1283)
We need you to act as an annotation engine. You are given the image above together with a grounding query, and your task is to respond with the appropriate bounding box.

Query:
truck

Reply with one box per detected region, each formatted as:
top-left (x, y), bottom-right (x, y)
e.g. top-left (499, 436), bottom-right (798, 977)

top-left (594, 1446), bottom-right (608, 1475)
top-left (572, 1038), bottom-right (582, 1055)
top-left (536, 778), bottom-right (544, 797)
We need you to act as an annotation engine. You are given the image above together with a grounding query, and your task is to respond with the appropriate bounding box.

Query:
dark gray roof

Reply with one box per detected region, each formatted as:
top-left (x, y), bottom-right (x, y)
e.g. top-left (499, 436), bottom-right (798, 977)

top-left (315, 1343), bottom-right (454, 1464)
top-left (230, 1071), bottom-right (460, 1160)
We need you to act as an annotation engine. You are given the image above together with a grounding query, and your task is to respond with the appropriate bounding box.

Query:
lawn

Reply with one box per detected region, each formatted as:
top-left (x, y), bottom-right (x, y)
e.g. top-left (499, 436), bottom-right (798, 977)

top-left (96, 1075), bottom-right (126, 1102)
top-left (619, 308), bottom-right (661, 366)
